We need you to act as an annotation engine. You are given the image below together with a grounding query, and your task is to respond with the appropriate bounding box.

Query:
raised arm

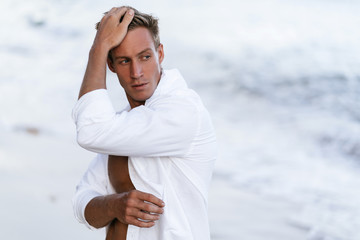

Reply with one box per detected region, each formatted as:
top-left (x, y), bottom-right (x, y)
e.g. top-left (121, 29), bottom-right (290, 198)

top-left (78, 7), bottom-right (134, 99)
top-left (74, 7), bottom-right (201, 157)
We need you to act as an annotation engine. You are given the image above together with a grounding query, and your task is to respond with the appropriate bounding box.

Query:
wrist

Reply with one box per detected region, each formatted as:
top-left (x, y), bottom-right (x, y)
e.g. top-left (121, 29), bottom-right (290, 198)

top-left (90, 42), bottom-right (110, 59)
top-left (106, 194), bottom-right (123, 219)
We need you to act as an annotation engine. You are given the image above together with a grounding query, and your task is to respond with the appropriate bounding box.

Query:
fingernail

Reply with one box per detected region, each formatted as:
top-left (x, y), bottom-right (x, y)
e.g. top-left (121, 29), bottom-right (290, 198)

top-left (128, 9), bottom-right (134, 16)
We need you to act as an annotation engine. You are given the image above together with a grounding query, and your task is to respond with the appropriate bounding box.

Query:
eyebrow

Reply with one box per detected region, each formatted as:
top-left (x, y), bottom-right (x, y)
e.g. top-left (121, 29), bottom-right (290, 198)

top-left (114, 48), bottom-right (153, 61)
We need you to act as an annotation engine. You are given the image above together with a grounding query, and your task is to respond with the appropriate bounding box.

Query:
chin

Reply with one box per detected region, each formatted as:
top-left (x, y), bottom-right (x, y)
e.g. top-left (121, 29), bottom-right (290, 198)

top-left (134, 94), bottom-right (151, 102)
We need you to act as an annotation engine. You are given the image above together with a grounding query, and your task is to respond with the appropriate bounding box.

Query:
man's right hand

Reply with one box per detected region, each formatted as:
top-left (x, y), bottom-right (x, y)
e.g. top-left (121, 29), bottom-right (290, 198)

top-left (109, 190), bottom-right (165, 228)
top-left (77, 7), bottom-right (134, 99)
top-left (93, 7), bottom-right (134, 52)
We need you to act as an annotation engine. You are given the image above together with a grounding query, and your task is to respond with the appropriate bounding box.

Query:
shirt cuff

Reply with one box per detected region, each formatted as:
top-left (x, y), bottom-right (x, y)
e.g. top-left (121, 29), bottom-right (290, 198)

top-left (73, 189), bottom-right (103, 230)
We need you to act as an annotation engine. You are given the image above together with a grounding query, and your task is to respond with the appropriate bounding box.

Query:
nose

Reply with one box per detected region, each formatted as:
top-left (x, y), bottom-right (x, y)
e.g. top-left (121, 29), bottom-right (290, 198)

top-left (130, 61), bottom-right (143, 79)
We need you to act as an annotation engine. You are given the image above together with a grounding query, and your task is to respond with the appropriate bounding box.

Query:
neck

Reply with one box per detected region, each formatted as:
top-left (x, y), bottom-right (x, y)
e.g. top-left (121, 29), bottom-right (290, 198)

top-left (127, 96), bottom-right (145, 109)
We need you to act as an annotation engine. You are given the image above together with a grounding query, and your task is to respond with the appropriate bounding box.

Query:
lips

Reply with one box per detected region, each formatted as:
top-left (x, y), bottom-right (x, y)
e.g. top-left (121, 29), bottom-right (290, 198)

top-left (132, 82), bottom-right (148, 90)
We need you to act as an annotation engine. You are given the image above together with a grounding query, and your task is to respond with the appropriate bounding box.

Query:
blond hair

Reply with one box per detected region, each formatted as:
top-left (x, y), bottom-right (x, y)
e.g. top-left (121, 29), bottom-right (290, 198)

top-left (96, 6), bottom-right (160, 62)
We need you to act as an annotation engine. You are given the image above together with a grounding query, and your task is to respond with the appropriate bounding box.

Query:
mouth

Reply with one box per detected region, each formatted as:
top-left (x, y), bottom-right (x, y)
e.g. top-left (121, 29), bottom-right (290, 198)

top-left (132, 82), bottom-right (148, 90)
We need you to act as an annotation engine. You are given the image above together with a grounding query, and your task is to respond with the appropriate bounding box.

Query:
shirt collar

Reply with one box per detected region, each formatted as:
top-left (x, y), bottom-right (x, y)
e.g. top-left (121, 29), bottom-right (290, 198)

top-left (145, 68), bottom-right (187, 105)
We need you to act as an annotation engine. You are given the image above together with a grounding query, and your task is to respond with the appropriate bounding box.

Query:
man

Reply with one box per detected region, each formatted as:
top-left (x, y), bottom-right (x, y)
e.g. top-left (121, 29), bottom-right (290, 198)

top-left (72, 6), bottom-right (217, 240)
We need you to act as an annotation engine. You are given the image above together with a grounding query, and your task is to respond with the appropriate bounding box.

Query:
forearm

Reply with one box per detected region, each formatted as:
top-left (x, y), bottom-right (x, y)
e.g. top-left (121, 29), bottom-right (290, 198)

top-left (74, 97), bottom-right (198, 157)
top-left (84, 194), bottom-right (119, 229)
top-left (78, 44), bottom-right (109, 99)
top-left (78, 7), bottom-right (134, 99)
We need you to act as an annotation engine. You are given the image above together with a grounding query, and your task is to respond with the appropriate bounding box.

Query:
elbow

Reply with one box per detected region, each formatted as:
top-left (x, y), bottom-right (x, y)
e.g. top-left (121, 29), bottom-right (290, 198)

top-left (87, 220), bottom-right (107, 229)
top-left (77, 138), bottom-right (91, 151)
top-left (76, 126), bottom-right (111, 154)
top-left (76, 127), bottom-right (98, 151)
top-left (75, 119), bottom-right (117, 153)
top-left (77, 130), bottom-right (90, 150)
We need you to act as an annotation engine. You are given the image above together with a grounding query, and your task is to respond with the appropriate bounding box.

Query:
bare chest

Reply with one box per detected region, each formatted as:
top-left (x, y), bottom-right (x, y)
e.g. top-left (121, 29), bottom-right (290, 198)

top-left (108, 155), bottom-right (135, 193)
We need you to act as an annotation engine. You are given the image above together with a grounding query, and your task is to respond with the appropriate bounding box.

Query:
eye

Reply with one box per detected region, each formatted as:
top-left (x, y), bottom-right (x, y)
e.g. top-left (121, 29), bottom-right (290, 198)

top-left (118, 59), bottom-right (129, 65)
top-left (142, 55), bottom-right (151, 61)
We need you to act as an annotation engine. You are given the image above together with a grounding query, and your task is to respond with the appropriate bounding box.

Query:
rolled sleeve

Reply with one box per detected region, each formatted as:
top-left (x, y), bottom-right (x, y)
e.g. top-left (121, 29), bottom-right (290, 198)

top-left (72, 89), bottom-right (199, 157)
top-left (72, 89), bottom-right (115, 132)
top-left (72, 154), bottom-right (109, 230)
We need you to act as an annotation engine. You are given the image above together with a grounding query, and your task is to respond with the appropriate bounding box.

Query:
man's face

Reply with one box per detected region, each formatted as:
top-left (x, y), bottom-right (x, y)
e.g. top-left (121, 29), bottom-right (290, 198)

top-left (107, 27), bottom-right (164, 108)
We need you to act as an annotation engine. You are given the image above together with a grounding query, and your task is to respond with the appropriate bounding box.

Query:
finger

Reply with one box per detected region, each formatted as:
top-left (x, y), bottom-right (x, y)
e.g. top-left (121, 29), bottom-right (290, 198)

top-left (114, 7), bottom-right (127, 14)
top-left (136, 200), bottom-right (164, 215)
top-left (137, 191), bottom-right (165, 208)
top-left (118, 9), bottom-right (134, 27)
top-left (134, 209), bottom-right (161, 221)
top-left (98, 7), bottom-right (121, 28)
top-left (127, 216), bottom-right (156, 228)
top-left (103, 7), bottom-right (127, 25)
top-left (111, 7), bottom-right (128, 22)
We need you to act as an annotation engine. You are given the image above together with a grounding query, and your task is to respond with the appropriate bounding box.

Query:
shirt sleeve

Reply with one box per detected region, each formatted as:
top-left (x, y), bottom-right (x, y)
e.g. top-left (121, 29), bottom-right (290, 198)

top-left (72, 154), bottom-right (109, 230)
top-left (72, 89), bottom-right (199, 157)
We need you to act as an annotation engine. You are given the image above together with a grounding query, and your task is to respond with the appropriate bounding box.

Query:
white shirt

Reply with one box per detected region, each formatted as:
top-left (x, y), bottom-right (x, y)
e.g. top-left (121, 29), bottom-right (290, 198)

top-left (72, 69), bottom-right (217, 240)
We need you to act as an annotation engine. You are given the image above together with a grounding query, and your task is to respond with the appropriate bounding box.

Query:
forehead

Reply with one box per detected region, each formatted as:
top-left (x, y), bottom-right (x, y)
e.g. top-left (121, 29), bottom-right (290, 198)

top-left (112, 27), bottom-right (156, 57)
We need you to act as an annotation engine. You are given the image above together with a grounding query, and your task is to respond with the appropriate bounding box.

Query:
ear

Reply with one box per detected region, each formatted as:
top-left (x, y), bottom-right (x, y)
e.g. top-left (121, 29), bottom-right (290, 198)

top-left (107, 57), bottom-right (116, 73)
top-left (157, 43), bottom-right (164, 64)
